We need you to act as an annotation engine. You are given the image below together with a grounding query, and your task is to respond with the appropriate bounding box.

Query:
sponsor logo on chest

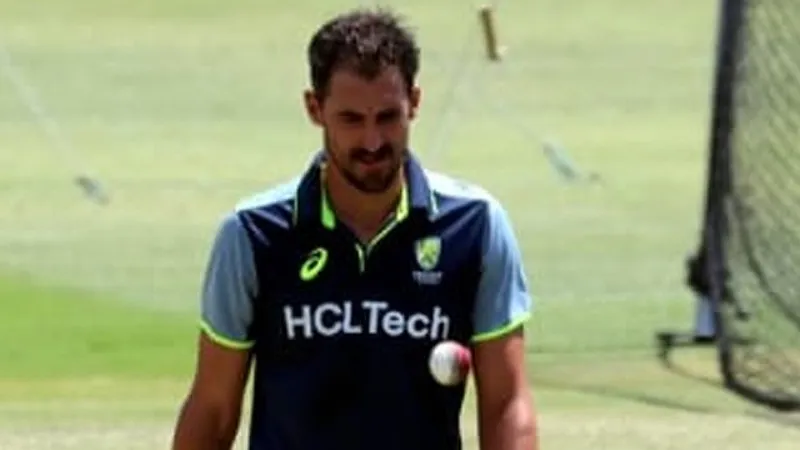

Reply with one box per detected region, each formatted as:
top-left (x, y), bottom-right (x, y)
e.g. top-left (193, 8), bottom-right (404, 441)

top-left (283, 300), bottom-right (451, 340)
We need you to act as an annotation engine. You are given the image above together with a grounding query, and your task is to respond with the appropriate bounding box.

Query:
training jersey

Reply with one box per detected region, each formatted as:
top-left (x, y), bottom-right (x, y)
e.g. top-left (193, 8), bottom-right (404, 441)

top-left (199, 151), bottom-right (533, 450)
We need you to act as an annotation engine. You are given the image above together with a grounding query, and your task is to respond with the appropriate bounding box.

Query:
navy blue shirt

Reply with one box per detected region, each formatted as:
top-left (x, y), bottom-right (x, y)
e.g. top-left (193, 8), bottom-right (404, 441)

top-left (199, 153), bottom-right (533, 450)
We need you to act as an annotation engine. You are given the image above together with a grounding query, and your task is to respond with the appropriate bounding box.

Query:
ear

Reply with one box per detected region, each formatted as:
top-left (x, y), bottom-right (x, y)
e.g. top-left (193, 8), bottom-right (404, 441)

top-left (408, 86), bottom-right (421, 120)
top-left (303, 89), bottom-right (324, 127)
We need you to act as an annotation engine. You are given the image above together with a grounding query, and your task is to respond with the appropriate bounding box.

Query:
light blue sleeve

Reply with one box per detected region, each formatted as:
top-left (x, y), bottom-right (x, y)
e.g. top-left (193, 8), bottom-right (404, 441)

top-left (471, 198), bottom-right (533, 342)
top-left (199, 212), bottom-right (258, 349)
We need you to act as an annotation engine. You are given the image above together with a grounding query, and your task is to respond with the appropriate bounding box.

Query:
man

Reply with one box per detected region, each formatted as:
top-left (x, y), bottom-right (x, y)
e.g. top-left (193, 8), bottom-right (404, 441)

top-left (172, 8), bottom-right (538, 450)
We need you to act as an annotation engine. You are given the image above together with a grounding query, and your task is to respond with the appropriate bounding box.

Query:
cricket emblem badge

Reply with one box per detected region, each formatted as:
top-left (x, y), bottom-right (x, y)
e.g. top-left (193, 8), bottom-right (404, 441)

top-left (415, 236), bottom-right (441, 271)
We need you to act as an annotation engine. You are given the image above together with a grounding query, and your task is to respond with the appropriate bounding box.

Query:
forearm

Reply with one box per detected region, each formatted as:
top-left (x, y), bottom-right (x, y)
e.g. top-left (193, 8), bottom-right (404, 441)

top-left (172, 397), bottom-right (240, 450)
top-left (479, 394), bottom-right (539, 450)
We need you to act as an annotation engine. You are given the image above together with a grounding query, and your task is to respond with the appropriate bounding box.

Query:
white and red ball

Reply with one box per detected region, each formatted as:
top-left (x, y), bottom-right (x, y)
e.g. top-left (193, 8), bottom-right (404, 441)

top-left (428, 340), bottom-right (472, 386)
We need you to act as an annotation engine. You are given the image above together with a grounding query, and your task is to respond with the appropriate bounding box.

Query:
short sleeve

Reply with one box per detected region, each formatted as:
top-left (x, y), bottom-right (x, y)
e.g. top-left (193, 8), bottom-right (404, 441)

top-left (199, 212), bottom-right (257, 350)
top-left (471, 199), bottom-right (533, 342)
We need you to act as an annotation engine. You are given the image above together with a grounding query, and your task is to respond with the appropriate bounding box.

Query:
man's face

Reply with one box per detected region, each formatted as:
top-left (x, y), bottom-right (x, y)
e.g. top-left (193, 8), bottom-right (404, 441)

top-left (305, 66), bottom-right (420, 194)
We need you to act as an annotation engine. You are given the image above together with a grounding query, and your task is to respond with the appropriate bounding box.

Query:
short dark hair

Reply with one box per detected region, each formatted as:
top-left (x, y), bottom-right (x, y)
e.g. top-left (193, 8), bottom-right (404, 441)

top-left (307, 8), bottom-right (420, 97)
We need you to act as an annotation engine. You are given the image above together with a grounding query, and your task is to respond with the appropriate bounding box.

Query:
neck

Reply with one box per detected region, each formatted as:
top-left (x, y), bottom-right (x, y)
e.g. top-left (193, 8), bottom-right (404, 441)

top-left (324, 167), bottom-right (404, 242)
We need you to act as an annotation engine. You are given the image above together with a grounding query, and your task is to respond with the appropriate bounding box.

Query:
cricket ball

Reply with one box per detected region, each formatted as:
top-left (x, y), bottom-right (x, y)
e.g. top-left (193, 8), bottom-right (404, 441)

top-left (428, 340), bottom-right (472, 386)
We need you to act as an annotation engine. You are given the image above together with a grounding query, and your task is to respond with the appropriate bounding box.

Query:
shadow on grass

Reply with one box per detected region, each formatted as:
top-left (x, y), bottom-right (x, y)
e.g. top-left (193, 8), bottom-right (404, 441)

top-left (663, 353), bottom-right (800, 430)
top-left (537, 377), bottom-right (720, 415)
top-left (536, 353), bottom-right (800, 431)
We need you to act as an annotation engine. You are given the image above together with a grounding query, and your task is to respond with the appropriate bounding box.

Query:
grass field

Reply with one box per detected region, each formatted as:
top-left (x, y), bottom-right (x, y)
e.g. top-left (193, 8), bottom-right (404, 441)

top-left (2, 0), bottom-right (800, 448)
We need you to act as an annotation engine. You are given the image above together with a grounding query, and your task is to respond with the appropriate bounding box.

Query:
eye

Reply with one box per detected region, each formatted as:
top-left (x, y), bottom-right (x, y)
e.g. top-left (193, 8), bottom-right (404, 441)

top-left (376, 109), bottom-right (401, 124)
top-left (338, 111), bottom-right (364, 124)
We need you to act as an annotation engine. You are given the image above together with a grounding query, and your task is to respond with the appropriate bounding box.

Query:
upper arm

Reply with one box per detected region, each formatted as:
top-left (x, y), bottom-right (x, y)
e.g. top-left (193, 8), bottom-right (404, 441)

top-left (191, 212), bottom-right (258, 405)
top-left (473, 329), bottom-right (528, 410)
top-left (471, 198), bottom-right (533, 405)
top-left (200, 212), bottom-right (257, 349)
top-left (472, 330), bottom-right (536, 449)
top-left (471, 198), bottom-right (533, 343)
top-left (190, 332), bottom-right (252, 411)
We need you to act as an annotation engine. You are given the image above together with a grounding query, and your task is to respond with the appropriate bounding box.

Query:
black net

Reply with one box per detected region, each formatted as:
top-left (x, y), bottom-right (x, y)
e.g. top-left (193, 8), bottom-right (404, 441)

top-left (705, 0), bottom-right (800, 411)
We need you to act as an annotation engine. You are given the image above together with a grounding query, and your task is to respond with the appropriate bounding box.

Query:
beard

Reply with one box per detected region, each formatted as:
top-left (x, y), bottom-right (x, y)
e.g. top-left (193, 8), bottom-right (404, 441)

top-left (324, 135), bottom-right (406, 194)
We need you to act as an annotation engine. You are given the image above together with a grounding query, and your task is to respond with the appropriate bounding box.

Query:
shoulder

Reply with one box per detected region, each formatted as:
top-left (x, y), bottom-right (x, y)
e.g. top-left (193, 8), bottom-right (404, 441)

top-left (424, 169), bottom-right (507, 218)
top-left (209, 176), bottom-right (301, 247)
top-left (232, 176), bottom-right (301, 228)
top-left (424, 170), bottom-right (521, 252)
top-left (234, 176), bottom-right (301, 213)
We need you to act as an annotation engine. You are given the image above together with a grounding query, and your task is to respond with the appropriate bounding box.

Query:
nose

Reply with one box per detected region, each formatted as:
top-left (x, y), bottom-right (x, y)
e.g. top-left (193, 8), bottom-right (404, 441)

top-left (362, 124), bottom-right (383, 152)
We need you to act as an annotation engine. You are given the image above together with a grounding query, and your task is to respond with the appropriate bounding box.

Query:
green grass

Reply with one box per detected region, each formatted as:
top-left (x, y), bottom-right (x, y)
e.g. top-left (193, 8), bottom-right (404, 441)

top-left (0, 273), bottom-right (194, 381)
top-left (2, 0), bottom-right (800, 448)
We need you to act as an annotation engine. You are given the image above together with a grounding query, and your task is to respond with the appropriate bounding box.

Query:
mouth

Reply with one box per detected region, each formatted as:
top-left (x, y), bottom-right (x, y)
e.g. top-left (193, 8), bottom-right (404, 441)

top-left (355, 154), bottom-right (391, 168)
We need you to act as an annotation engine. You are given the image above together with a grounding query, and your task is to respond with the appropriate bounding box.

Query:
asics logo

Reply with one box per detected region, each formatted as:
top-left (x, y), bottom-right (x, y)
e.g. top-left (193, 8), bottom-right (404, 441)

top-left (300, 247), bottom-right (327, 281)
